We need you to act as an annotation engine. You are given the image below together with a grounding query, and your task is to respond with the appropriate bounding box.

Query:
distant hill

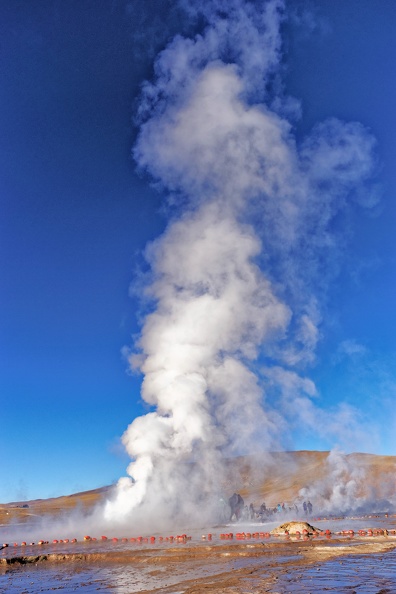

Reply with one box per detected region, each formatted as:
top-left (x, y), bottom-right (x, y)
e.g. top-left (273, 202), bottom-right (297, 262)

top-left (0, 485), bottom-right (112, 526)
top-left (1, 451), bottom-right (395, 524)
top-left (223, 451), bottom-right (395, 509)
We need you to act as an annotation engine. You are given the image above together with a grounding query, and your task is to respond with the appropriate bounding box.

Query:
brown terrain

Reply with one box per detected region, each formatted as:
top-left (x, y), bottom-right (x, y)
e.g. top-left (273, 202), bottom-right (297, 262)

top-left (0, 485), bottom-right (111, 527)
top-left (221, 450), bottom-right (396, 512)
top-left (1, 451), bottom-right (395, 525)
top-left (1, 451), bottom-right (396, 593)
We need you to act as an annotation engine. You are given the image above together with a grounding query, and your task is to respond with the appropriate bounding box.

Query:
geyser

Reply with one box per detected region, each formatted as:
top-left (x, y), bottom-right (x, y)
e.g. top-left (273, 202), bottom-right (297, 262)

top-left (104, 0), bottom-right (377, 527)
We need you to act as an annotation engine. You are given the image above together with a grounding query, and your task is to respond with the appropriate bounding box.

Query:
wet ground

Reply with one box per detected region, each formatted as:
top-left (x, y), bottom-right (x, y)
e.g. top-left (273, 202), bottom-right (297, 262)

top-left (1, 515), bottom-right (395, 593)
top-left (275, 548), bottom-right (396, 593)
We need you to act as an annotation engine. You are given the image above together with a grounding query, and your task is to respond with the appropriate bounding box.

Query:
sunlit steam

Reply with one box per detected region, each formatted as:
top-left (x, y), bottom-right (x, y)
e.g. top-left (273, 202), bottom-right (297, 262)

top-left (104, 0), bottom-right (377, 525)
top-left (299, 450), bottom-right (396, 514)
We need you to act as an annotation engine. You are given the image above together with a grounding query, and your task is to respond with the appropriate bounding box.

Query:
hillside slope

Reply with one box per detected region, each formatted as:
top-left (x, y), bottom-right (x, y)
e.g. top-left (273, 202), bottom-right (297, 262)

top-left (1, 451), bottom-right (394, 524)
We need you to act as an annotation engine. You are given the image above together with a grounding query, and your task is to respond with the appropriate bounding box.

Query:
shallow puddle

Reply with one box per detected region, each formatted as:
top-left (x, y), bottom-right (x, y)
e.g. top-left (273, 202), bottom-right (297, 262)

top-left (274, 548), bottom-right (396, 593)
top-left (1, 514), bottom-right (395, 593)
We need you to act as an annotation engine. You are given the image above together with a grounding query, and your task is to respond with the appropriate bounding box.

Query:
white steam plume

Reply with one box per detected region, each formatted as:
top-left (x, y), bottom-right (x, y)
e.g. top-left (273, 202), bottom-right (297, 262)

top-left (299, 450), bottom-right (396, 514)
top-left (105, 0), bottom-right (377, 525)
top-left (299, 450), bottom-right (367, 513)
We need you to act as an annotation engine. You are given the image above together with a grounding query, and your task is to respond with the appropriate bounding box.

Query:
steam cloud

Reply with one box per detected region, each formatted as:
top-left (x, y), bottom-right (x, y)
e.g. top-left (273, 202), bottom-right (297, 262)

top-left (104, 0), bottom-right (378, 526)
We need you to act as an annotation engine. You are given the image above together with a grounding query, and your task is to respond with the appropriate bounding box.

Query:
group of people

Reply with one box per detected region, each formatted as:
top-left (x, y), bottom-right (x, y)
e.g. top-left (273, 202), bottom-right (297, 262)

top-left (227, 493), bottom-right (314, 522)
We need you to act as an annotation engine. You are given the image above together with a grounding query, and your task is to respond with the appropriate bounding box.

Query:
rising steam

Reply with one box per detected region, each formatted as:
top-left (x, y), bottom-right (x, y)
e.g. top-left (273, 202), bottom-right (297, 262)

top-left (104, 0), bottom-right (378, 526)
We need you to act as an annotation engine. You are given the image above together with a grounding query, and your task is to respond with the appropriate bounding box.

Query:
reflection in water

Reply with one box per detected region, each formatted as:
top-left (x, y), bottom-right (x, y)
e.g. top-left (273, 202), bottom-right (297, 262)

top-left (276, 548), bottom-right (396, 593)
top-left (1, 515), bottom-right (396, 593)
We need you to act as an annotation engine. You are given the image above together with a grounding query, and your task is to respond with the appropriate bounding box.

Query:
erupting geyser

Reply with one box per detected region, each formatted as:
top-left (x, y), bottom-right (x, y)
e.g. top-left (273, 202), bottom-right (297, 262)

top-left (103, 0), bottom-right (378, 528)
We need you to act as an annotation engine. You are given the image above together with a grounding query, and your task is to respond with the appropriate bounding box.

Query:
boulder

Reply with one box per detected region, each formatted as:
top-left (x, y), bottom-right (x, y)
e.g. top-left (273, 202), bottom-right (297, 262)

top-left (270, 521), bottom-right (319, 535)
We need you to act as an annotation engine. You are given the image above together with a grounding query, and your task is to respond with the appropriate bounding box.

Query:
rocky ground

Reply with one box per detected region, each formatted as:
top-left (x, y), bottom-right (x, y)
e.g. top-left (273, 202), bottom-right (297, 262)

top-left (1, 532), bottom-right (396, 593)
top-left (1, 451), bottom-right (395, 593)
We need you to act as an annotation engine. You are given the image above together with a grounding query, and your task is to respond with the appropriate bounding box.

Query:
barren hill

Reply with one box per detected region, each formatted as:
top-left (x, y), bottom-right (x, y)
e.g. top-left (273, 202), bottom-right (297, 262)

top-left (1, 451), bottom-right (394, 525)
top-left (224, 451), bottom-right (395, 508)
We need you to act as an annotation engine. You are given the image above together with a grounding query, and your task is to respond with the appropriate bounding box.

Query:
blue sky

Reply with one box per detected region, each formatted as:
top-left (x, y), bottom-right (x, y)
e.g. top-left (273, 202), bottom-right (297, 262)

top-left (1, 0), bottom-right (396, 504)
